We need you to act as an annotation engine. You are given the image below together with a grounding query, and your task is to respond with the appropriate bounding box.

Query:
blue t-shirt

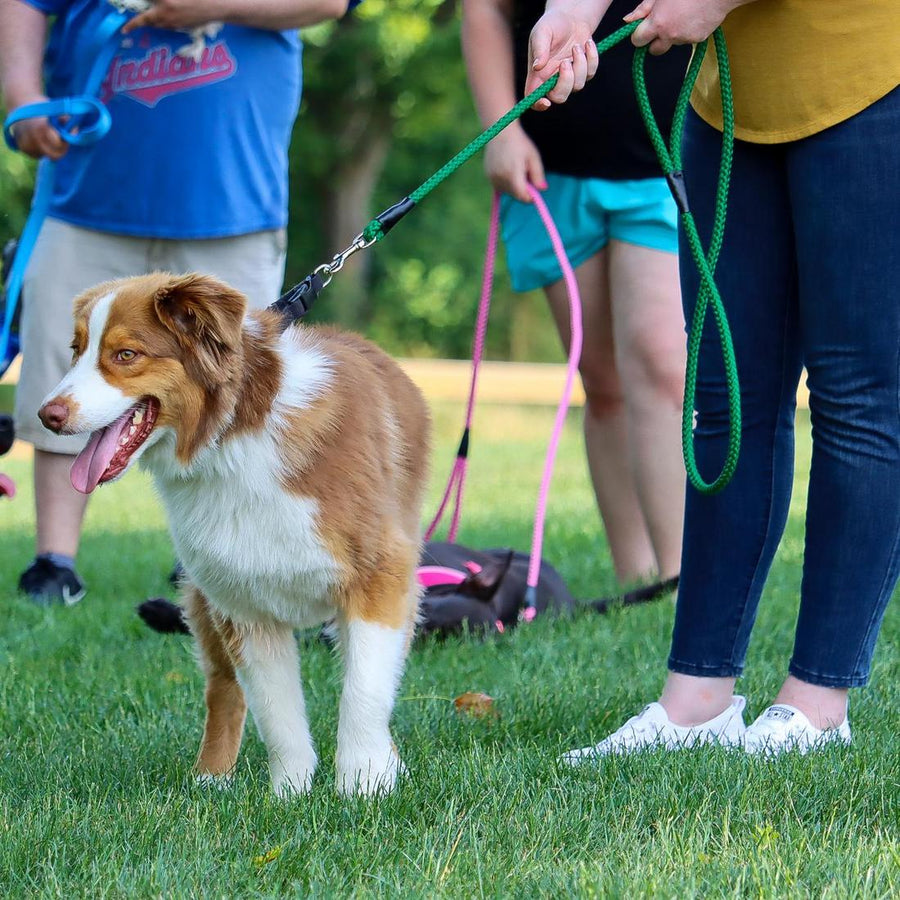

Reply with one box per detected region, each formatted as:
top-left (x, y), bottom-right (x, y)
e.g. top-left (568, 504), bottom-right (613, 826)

top-left (26, 0), bottom-right (302, 238)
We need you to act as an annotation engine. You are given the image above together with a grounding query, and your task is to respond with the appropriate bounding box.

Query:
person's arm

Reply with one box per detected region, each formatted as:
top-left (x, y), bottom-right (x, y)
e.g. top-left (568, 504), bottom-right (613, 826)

top-left (525, 0), bottom-right (757, 107)
top-left (461, 0), bottom-right (547, 201)
top-left (122, 0), bottom-right (350, 35)
top-left (0, 0), bottom-right (68, 159)
top-left (462, 0), bottom-right (520, 129)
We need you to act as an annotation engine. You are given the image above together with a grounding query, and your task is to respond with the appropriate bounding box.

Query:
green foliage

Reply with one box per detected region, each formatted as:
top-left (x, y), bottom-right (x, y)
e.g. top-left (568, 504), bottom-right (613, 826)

top-left (0, 135), bottom-right (35, 248)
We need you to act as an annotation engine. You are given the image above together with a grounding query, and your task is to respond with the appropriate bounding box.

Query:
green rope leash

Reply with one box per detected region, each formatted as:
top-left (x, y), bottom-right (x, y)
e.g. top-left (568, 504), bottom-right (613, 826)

top-left (356, 21), bottom-right (740, 494)
top-left (633, 31), bottom-right (740, 493)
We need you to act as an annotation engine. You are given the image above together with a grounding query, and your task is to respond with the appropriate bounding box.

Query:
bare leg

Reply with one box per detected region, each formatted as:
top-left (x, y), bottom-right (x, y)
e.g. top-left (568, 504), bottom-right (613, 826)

top-left (544, 249), bottom-right (656, 581)
top-left (608, 241), bottom-right (686, 579)
top-left (183, 587), bottom-right (247, 782)
top-left (34, 450), bottom-right (89, 557)
top-left (659, 672), bottom-right (737, 726)
top-left (234, 624), bottom-right (316, 797)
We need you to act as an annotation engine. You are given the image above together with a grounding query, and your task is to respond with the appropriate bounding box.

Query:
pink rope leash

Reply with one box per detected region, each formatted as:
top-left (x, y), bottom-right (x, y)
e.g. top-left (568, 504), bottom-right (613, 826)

top-left (521, 183), bottom-right (583, 618)
top-left (424, 192), bottom-right (499, 542)
top-left (426, 186), bottom-right (582, 622)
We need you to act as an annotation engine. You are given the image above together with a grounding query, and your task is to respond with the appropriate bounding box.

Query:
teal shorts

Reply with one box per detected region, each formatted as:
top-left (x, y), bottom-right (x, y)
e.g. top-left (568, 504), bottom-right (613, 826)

top-left (500, 173), bottom-right (679, 292)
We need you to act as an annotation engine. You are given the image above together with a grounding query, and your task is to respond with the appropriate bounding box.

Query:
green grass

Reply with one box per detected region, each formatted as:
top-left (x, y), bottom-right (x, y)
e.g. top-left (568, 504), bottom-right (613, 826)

top-left (1, 404), bottom-right (899, 898)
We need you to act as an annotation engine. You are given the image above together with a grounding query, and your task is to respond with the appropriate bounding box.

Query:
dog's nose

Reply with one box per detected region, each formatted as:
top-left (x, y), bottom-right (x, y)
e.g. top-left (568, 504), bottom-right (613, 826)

top-left (39, 400), bottom-right (70, 433)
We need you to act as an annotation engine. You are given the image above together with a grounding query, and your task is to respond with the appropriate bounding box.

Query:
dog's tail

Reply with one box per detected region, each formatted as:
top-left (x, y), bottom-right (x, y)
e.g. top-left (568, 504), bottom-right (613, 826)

top-left (137, 597), bottom-right (190, 634)
top-left (589, 575), bottom-right (679, 614)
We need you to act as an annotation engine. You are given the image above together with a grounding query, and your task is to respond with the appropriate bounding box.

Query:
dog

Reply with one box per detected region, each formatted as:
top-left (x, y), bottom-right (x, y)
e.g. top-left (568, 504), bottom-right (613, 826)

top-left (38, 272), bottom-right (431, 796)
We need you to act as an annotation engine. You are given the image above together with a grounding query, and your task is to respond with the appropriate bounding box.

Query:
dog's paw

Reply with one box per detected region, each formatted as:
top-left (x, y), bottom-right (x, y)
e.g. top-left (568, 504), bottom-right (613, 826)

top-left (336, 744), bottom-right (406, 797)
top-left (194, 770), bottom-right (233, 790)
top-left (270, 753), bottom-right (317, 798)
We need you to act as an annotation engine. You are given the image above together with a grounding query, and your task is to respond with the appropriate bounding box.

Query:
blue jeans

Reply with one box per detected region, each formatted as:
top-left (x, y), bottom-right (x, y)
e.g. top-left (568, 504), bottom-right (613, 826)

top-left (670, 87), bottom-right (900, 688)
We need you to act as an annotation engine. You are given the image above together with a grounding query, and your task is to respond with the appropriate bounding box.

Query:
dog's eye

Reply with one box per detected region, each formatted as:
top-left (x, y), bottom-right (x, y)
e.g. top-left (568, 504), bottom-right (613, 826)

top-left (116, 349), bottom-right (138, 362)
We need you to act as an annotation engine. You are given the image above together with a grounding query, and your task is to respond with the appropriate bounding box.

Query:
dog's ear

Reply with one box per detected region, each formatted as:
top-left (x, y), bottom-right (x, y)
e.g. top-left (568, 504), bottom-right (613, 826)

top-left (153, 273), bottom-right (247, 388)
top-left (460, 551), bottom-right (514, 602)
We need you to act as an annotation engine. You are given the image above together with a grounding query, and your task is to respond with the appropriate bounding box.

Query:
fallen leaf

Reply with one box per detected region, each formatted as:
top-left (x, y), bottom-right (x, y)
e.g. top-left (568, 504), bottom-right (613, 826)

top-left (454, 692), bottom-right (498, 719)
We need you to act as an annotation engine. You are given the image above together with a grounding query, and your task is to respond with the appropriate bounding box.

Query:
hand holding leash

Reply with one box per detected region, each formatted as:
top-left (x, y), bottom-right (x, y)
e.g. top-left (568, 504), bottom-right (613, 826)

top-left (3, 96), bottom-right (68, 160)
top-left (4, 96), bottom-right (113, 154)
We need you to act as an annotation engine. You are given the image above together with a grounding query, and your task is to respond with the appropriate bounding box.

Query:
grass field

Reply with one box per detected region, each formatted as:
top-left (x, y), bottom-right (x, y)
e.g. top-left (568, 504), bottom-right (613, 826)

top-left (1, 401), bottom-right (898, 898)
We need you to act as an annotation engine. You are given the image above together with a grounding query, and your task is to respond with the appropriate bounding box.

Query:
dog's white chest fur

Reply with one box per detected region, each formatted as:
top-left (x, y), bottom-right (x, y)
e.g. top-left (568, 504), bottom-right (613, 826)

top-left (150, 430), bottom-right (340, 629)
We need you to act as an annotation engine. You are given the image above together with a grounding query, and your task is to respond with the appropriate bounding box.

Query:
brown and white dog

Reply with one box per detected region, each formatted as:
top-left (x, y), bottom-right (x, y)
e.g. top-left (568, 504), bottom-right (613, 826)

top-left (38, 272), bottom-right (431, 796)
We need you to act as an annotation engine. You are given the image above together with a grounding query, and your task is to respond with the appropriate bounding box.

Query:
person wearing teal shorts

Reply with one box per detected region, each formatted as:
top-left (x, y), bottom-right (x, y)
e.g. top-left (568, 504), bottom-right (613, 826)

top-left (463, 0), bottom-right (689, 590)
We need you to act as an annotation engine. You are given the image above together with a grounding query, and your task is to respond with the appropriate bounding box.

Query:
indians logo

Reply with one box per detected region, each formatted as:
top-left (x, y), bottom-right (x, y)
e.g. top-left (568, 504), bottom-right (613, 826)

top-left (102, 40), bottom-right (237, 108)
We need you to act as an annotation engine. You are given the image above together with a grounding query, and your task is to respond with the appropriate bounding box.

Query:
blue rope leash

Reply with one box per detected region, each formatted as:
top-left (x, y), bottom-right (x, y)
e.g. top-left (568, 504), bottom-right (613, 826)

top-left (0, 8), bottom-right (130, 376)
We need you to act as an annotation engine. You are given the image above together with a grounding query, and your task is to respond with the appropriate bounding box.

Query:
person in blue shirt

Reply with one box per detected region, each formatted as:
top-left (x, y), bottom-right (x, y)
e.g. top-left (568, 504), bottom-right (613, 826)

top-left (0, 0), bottom-right (350, 604)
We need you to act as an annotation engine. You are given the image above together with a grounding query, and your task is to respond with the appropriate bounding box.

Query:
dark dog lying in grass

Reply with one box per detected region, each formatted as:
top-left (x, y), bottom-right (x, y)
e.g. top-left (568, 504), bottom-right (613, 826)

top-left (139, 540), bottom-right (677, 638)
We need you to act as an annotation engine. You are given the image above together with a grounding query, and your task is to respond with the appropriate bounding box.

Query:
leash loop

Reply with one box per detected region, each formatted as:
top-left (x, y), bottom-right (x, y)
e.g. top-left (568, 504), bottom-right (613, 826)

top-left (633, 32), bottom-right (740, 494)
top-left (4, 97), bottom-right (113, 152)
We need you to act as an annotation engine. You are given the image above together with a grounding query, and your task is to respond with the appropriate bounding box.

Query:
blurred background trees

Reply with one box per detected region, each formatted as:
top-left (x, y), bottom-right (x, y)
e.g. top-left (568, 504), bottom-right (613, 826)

top-left (0, 2), bottom-right (564, 363)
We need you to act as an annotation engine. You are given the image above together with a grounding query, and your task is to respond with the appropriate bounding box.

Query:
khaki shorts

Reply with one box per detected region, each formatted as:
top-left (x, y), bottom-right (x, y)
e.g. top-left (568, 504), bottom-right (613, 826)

top-left (15, 219), bottom-right (287, 453)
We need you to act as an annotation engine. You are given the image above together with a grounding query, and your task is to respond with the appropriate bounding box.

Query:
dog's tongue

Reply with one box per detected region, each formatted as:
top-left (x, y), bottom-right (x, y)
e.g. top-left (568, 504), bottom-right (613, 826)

top-left (70, 408), bottom-right (135, 494)
top-left (0, 473), bottom-right (15, 498)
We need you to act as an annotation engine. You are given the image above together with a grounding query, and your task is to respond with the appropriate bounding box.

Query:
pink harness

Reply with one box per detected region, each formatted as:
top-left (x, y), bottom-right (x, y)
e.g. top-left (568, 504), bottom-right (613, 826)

top-left (424, 186), bottom-right (582, 618)
top-left (416, 560), bottom-right (482, 589)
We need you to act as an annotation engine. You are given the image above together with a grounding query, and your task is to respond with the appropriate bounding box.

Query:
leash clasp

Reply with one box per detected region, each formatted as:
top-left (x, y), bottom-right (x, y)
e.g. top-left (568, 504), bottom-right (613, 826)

top-left (313, 232), bottom-right (376, 286)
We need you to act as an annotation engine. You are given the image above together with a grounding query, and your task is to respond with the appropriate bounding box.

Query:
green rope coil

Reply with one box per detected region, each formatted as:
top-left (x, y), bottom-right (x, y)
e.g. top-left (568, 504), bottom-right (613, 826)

top-left (361, 21), bottom-right (741, 494)
top-left (633, 31), bottom-right (740, 493)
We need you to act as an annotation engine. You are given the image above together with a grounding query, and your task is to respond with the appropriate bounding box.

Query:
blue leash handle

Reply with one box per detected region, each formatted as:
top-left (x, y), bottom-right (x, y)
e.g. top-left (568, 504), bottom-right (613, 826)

top-left (0, 7), bottom-right (130, 373)
top-left (3, 96), bottom-right (112, 152)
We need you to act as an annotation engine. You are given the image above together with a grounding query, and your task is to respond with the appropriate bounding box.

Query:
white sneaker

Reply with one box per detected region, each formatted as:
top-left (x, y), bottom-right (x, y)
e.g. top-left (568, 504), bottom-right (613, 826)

top-left (561, 696), bottom-right (747, 763)
top-left (743, 704), bottom-right (851, 757)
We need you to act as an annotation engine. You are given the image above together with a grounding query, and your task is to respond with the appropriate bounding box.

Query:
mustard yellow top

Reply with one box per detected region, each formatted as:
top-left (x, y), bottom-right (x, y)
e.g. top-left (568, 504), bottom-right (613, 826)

top-left (691, 0), bottom-right (900, 144)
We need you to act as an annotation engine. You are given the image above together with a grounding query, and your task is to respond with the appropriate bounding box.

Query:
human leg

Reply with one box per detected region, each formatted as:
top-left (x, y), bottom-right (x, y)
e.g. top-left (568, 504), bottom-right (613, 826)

top-left (545, 251), bottom-right (657, 581)
top-left (667, 113), bottom-right (803, 688)
top-left (33, 449), bottom-right (89, 557)
top-left (501, 176), bottom-right (656, 581)
top-left (563, 114), bottom-right (803, 760)
top-left (778, 87), bottom-right (900, 710)
top-left (607, 239), bottom-right (685, 579)
top-left (15, 221), bottom-right (149, 600)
